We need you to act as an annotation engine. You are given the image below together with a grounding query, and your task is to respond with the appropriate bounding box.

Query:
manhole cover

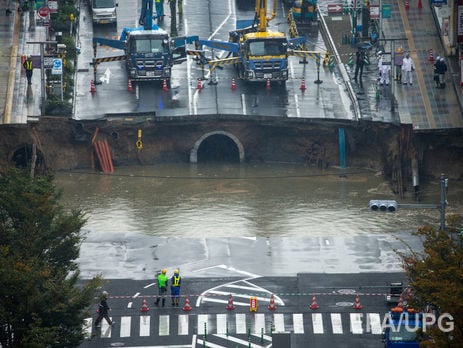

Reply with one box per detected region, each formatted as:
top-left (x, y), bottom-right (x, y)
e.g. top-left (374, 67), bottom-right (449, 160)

top-left (110, 343), bottom-right (125, 347)
top-left (337, 289), bottom-right (356, 295)
top-left (336, 301), bottom-right (354, 307)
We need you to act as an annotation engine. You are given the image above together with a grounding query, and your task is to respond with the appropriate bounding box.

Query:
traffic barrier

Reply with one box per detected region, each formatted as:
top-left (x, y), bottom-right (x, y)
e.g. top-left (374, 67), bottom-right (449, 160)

top-left (405, 0), bottom-right (409, 10)
top-left (182, 297), bottom-right (192, 311)
top-left (266, 78), bottom-right (271, 90)
top-left (140, 297), bottom-right (149, 312)
top-left (268, 294), bottom-right (277, 310)
top-left (300, 78), bottom-right (306, 91)
top-left (231, 77), bottom-right (237, 91)
top-left (196, 78), bottom-right (202, 91)
top-left (428, 49), bottom-right (434, 62)
top-left (353, 295), bottom-right (362, 310)
top-left (309, 295), bottom-right (320, 310)
top-left (128, 79), bottom-right (133, 93)
top-left (348, 53), bottom-right (354, 66)
top-left (250, 296), bottom-right (258, 312)
top-left (90, 80), bottom-right (96, 94)
top-left (162, 78), bottom-right (169, 91)
top-left (226, 294), bottom-right (236, 310)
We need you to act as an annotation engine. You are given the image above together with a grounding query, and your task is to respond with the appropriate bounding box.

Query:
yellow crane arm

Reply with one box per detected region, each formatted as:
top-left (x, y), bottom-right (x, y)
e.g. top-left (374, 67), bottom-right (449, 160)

top-left (255, 0), bottom-right (277, 32)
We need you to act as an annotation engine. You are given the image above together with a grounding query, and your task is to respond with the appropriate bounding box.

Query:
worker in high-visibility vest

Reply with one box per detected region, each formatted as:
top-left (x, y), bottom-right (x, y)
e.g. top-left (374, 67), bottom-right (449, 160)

top-left (155, 269), bottom-right (168, 307)
top-left (170, 269), bottom-right (182, 306)
top-left (23, 55), bottom-right (33, 85)
top-left (155, 0), bottom-right (164, 18)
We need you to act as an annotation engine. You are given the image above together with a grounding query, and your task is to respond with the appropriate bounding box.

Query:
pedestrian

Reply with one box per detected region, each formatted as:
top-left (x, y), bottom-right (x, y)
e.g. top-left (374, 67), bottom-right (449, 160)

top-left (155, 269), bottom-right (168, 307)
top-left (393, 47), bottom-right (404, 82)
top-left (94, 291), bottom-right (114, 327)
top-left (379, 63), bottom-right (391, 86)
top-left (170, 269), bottom-right (182, 306)
top-left (376, 51), bottom-right (383, 81)
top-left (23, 55), bottom-right (33, 85)
top-left (433, 56), bottom-right (441, 87)
top-left (436, 57), bottom-right (447, 89)
top-left (354, 48), bottom-right (365, 82)
top-left (401, 53), bottom-right (414, 85)
top-left (155, 0), bottom-right (164, 18)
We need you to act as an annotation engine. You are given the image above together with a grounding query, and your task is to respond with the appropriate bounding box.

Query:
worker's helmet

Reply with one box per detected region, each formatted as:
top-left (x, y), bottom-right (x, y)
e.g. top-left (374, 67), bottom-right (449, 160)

top-left (174, 269), bottom-right (179, 274)
top-left (102, 291), bottom-right (109, 298)
top-left (162, 269), bottom-right (167, 274)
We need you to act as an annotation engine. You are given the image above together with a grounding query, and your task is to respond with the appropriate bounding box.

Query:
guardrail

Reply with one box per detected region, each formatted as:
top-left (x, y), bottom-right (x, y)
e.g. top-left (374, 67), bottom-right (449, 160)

top-left (317, 9), bottom-right (361, 121)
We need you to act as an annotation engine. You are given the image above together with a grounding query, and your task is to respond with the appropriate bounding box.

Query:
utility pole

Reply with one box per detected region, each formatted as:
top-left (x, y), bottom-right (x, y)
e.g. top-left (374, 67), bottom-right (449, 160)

top-left (27, 41), bottom-right (57, 116)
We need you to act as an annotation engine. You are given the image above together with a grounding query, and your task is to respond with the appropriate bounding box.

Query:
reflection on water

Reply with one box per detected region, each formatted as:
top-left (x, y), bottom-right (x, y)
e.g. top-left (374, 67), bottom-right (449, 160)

top-left (54, 163), bottom-right (462, 238)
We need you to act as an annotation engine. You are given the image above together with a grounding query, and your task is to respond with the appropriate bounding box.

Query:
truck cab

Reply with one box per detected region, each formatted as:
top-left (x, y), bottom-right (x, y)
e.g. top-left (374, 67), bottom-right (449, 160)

top-left (90, 0), bottom-right (118, 25)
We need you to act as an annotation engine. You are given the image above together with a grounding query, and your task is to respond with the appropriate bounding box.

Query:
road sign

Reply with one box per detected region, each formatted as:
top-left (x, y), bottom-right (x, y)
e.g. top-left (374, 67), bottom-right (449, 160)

top-left (327, 4), bottom-right (343, 13)
top-left (47, 0), bottom-right (58, 13)
top-left (382, 4), bottom-right (392, 18)
top-left (37, 6), bottom-right (50, 18)
top-left (52, 58), bottom-right (63, 75)
top-left (370, 5), bottom-right (380, 19)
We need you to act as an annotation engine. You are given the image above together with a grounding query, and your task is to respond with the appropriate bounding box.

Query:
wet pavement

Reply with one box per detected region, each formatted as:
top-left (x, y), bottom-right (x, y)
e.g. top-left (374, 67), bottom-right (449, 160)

top-left (1, 0), bottom-right (462, 128)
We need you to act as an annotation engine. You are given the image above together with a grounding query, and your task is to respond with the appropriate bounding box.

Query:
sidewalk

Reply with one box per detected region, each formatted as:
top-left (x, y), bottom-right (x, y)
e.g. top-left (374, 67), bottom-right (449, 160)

top-left (324, 0), bottom-right (463, 129)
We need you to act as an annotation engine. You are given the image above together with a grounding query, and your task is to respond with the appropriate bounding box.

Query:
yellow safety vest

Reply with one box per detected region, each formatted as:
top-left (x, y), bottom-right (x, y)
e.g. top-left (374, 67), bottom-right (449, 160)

top-left (24, 60), bottom-right (33, 70)
top-left (173, 275), bottom-right (180, 286)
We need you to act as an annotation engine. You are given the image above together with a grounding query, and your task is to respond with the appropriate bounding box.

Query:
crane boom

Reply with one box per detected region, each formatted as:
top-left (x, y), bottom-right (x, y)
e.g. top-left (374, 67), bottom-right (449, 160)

top-left (255, 0), bottom-right (277, 32)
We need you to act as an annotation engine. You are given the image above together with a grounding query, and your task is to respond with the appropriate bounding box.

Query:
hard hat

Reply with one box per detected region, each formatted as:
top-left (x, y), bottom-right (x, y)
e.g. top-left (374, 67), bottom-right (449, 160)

top-left (174, 269), bottom-right (179, 274)
top-left (162, 269), bottom-right (167, 274)
top-left (102, 291), bottom-right (108, 298)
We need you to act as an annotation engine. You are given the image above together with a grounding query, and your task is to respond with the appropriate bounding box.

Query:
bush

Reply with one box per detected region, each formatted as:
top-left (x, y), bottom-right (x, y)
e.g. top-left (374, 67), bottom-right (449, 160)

top-left (45, 97), bottom-right (73, 116)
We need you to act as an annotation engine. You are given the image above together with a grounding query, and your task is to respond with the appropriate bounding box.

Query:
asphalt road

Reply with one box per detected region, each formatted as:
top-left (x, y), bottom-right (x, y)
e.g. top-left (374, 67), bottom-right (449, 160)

top-left (79, 272), bottom-right (408, 347)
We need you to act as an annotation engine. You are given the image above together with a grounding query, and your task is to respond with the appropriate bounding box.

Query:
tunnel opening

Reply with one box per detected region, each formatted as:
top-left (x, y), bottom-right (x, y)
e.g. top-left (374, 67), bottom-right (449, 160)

top-left (196, 134), bottom-right (240, 163)
top-left (10, 144), bottom-right (46, 174)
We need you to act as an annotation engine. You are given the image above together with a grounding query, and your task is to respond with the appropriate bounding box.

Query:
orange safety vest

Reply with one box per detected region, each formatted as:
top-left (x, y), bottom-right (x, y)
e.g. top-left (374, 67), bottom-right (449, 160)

top-left (23, 60), bottom-right (33, 70)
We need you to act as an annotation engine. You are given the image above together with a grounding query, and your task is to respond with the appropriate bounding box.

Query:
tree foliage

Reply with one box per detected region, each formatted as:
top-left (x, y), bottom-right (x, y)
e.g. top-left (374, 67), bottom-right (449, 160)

top-left (400, 215), bottom-right (463, 346)
top-left (0, 169), bottom-right (100, 347)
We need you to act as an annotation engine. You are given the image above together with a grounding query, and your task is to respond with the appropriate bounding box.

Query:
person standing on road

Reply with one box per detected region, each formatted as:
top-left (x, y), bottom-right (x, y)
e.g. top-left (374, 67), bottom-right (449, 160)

top-left (170, 269), bottom-right (182, 306)
top-left (401, 53), bottom-right (414, 85)
top-left (393, 47), bottom-right (404, 82)
top-left (155, 269), bottom-right (168, 307)
top-left (23, 55), bottom-right (33, 85)
top-left (436, 57), bottom-right (447, 89)
top-left (354, 48), bottom-right (365, 82)
top-left (379, 63), bottom-right (391, 86)
top-left (94, 291), bottom-right (114, 327)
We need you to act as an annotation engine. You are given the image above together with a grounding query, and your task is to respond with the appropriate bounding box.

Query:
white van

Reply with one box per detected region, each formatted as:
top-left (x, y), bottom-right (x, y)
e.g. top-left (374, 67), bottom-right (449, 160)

top-left (90, 0), bottom-right (118, 25)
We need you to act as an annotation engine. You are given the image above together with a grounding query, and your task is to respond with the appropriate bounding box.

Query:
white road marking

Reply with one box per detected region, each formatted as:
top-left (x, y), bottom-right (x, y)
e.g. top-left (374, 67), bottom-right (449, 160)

top-left (367, 313), bottom-right (382, 334)
top-left (100, 318), bottom-right (112, 338)
top-left (197, 314), bottom-right (208, 335)
top-left (273, 313), bottom-right (285, 333)
top-left (236, 313), bottom-right (246, 334)
top-left (213, 334), bottom-right (267, 348)
top-left (140, 315), bottom-right (150, 336)
top-left (293, 313), bottom-right (304, 334)
top-left (312, 313), bottom-right (324, 334)
top-left (178, 314), bottom-right (189, 335)
top-left (254, 313), bottom-right (266, 334)
top-left (159, 315), bottom-right (169, 336)
top-left (331, 313), bottom-right (343, 334)
top-left (350, 313), bottom-right (363, 334)
top-left (127, 302), bottom-right (133, 308)
top-left (216, 313), bottom-right (227, 334)
top-left (133, 292), bottom-right (140, 298)
top-left (144, 283), bottom-right (156, 289)
top-left (120, 316), bottom-right (131, 337)
top-left (83, 318), bottom-right (92, 338)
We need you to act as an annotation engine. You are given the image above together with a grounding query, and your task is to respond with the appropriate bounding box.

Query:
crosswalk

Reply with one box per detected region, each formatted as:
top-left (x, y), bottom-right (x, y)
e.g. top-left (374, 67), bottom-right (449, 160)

top-left (84, 312), bottom-right (384, 339)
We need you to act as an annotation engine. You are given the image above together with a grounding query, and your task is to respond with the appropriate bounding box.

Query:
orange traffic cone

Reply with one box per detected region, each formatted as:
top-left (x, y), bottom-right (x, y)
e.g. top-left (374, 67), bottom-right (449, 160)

top-left (90, 80), bottom-right (96, 94)
top-left (428, 49), bottom-right (434, 62)
top-left (196, 78), bottom-right (202, 91)
top-left (353, 295), bottom-right (362, 310)
top-left (128, 79), bottom-right (133, 92)
top-left (231, 77), bottom-right (237, 91)
top-left (405, 0), bottom-right (409, 10)
top-left (266, 78), bottom-right (271, 90)
top-left (140, 297), bottom-right (150, 312)
top-left (268, 294), bottom-right (277, 310)
top-left (182, 297), bottom-right (192, 311)
top-left (162, 78), bottom-right (169, 91)
top-left (300, 78), bottom-right (306, 91)
top-left (226, 294), bottom-right (236, 310)
top-left (309, 295), bottom-right (320, 310)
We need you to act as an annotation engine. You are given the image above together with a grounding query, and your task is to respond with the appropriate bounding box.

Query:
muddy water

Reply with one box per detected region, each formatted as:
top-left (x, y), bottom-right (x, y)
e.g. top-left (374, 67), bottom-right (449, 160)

top-left (55, 163), bottom-right (462, 238)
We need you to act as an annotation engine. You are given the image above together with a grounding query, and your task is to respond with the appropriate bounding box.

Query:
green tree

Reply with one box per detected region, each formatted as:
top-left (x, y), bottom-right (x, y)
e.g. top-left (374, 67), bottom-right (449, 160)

top-left (400, 216), bottom-right (463, 346)
top-left (0, 169), bottom-right (100, 347)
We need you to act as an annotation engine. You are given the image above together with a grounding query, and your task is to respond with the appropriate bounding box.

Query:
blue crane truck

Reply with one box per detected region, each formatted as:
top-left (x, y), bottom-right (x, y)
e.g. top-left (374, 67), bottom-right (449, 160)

top-left (92, 0), bottom-right (197, 87)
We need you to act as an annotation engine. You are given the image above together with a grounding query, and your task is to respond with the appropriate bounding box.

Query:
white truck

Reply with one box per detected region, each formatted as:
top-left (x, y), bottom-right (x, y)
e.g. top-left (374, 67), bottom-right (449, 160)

top-left (90, 0), bottom-right (118, 25)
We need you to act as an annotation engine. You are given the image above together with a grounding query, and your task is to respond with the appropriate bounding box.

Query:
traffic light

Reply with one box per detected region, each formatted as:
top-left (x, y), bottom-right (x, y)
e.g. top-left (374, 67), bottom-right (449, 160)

top-left (369, 200), bottom-right (398, 212)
